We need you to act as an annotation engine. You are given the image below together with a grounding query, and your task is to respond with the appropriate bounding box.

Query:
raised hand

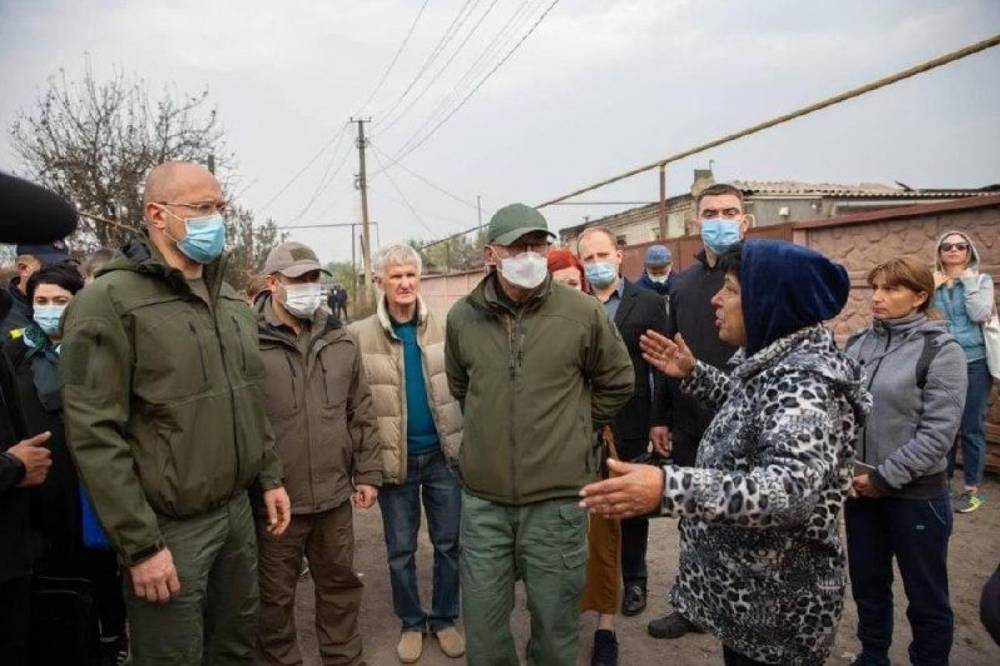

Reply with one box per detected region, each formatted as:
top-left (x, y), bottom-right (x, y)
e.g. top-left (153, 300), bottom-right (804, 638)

top-left (640, 331), bottom-right (695, 379)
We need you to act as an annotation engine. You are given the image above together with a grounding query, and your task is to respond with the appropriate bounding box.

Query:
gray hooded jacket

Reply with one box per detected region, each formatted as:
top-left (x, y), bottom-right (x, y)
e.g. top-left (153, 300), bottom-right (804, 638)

top-left (932, 229), bottom-right (995, 362)
top-left (845, 313), bottom-right (967, 498)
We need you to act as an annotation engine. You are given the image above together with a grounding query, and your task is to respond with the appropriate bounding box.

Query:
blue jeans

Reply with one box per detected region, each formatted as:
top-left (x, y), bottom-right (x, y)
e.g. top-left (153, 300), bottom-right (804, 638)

top-left (378, 450), bottom-right (462, 633)
top-left (845, 494), bottom-right (954, 666)
top-left (947, 358), bottom-right (993, 487)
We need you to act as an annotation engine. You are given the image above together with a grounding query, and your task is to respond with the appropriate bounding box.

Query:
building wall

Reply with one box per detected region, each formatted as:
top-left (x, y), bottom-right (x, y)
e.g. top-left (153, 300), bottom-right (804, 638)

top-left (421, 199), bottom-right (1000, 468)
top-left (801, 202), bottom-right (1000, 470)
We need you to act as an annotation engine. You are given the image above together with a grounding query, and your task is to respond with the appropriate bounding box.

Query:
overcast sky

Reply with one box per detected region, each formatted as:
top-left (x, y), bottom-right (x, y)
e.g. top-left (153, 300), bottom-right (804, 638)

top-left (1, 0), bottom-right (998, 263)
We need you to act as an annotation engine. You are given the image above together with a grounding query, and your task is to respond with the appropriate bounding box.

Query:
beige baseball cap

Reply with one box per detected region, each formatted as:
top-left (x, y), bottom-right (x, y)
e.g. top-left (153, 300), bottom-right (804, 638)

top-left (261, 242), bottom-right (330, 278)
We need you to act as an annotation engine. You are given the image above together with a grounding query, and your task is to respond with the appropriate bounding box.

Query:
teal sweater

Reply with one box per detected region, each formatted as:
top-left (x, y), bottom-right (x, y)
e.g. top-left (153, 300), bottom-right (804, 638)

top-left (392, 318), bottom-right (440, 456)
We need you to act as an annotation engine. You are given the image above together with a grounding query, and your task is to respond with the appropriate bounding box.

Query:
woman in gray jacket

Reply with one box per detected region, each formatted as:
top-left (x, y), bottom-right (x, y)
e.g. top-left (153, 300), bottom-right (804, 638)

top-left (844, 256), bottom-right (967, 666)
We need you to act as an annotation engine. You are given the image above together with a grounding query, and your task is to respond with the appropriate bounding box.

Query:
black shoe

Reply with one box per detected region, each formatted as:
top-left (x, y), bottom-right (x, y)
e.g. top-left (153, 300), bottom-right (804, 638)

top-left (850, 653), bottom-right (890, 666)
top-left (591, 630), bottom-right (618, 666)
top-left (99, 634), bottom-right (130, 666)
top-left (647, 612), bottom-right (703, 639)
top-left (621, 583), bottom-right (646, 616)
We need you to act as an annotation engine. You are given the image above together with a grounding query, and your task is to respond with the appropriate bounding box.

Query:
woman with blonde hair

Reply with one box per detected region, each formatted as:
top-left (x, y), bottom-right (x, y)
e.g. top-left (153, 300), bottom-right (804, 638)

top-left (933, 230), bottom-right (995, 513)
top-left (844, 256), bottom-right (966, 666)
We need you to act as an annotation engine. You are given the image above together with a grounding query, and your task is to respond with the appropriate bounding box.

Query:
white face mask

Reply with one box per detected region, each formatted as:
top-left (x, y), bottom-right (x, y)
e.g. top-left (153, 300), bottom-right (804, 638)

top-left (499, 251), bottom-right (548, 290)
top-left (648, 273), bottom-right (669, 284)
top-left (282, 282), bottom-right (324, 319)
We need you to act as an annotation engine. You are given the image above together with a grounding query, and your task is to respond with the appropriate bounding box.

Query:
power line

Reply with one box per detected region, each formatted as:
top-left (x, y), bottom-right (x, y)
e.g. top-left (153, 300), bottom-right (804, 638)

top-left (286, 132), bottom-right (355, 226)
top-left (374, 0), bottom-right (477, 127)
top-left (396, 0), bottom-right (538, 157)
top-left (535, 33), bottom-right (1000, 209)
top-left (257, 122), bottom-right (350, 213)
top-left (368, 148), bottom-right (437, 236)
top-left (368, 141), bottom-right (478, 209)
top-left (378, 0), bottom-right (502, 135)
top-left (390, 0), bottom-right (560, 163)
top-left (355, 0), bottom-right (431, 116)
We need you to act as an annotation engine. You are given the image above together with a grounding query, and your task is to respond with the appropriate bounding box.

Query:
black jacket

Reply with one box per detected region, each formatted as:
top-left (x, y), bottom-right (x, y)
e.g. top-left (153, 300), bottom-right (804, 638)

top-left (0, 348), bottom-right (30, 583)
top-left (657, 251), bottom-right (737, 465)
top-left (608, 279), bottom-right (670, 459)
top-left (4, 330), bottom-right (83, 576)
top-left (1, 279), bottom-right (32, 337)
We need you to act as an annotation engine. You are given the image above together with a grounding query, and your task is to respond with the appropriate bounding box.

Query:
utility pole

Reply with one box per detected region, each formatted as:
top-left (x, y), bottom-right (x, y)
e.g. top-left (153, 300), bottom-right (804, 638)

top-left (658, 163), bottom-right (668, 240)
top-left (351, 117), bottom-right (372, 305)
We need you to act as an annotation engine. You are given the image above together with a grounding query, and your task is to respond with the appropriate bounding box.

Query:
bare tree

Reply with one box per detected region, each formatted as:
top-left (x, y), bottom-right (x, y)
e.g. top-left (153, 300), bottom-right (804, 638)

top-left (9, 61), bottom-right (232, 248)
top-left (225, 207), bottom-right (287, 292)
top-left (9, 60), bottom-right (282, 287)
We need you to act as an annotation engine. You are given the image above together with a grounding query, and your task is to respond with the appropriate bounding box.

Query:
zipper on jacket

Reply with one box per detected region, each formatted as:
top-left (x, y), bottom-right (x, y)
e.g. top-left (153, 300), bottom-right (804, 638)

top-left (209, 312), bottom-right (241, 493)
top-left (188, 322), bottom-right (209, 383)
top-left (861, 328), bottom-right (892, 464)
top-left (507, 312), bottom-right (521, 503)
top-left (284, 352), bottom-right (299, 409)
top-left (231, 316), bottom-right (247, 374)
top-left (318, 354), bottom-right (331, 405)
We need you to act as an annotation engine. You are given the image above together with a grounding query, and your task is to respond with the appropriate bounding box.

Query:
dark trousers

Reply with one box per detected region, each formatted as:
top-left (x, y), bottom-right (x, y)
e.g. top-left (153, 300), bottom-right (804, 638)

top-left (722, 645), bottom-right (768, 665)
top-left (378, 450), bottom-right (461, 633)
top-left (128, 494), bottom-right (260, 666)
top-left (947, 358), bottom-right (992, 487)
top-left (83, 549), bottom-right (126, 639)
top-left (845, 493), bottom-right (953, 666)
top-left (257, 501), bottom-right (363, 665)
top-left (620, 516), bottom-right (648, 587)
top-left (0, 575), bottom-right (31, 666)
top-left (619, 437), bottom-right (649, 587)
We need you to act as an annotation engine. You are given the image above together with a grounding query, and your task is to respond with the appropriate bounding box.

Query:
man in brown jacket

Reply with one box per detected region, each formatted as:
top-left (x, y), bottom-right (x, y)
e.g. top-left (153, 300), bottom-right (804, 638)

top-left (254, 241), bottom-right (382, 666)
top-left (349, 244), bottom-right (464, 663)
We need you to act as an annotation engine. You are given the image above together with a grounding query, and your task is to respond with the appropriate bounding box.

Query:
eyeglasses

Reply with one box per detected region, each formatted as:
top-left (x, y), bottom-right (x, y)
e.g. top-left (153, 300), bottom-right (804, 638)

top-left (158, 200), bottom-right (230, 217)
top-left (700, 207), bottom-right (743, 220)
top-left (940, 242), bottom-right (969, 252)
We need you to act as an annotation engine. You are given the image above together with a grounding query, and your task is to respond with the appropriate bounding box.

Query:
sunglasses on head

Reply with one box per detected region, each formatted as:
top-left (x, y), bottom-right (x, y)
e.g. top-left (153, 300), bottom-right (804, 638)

top-left (940, 242), bottom-right (969, 252)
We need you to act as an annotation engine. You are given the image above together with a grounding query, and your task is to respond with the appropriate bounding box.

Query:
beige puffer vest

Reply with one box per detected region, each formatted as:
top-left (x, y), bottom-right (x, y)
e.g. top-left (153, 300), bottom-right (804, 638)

top-left (348, 296), bottom-right (462, 485)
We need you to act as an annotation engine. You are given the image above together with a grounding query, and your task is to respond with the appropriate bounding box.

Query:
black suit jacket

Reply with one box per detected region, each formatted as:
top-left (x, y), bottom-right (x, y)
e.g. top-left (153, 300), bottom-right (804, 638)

top-left (608, 279), bottom-right (670, 460)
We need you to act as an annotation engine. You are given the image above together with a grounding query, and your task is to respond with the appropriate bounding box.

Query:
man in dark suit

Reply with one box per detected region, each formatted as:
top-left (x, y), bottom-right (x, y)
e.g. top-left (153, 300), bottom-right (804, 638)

top-left (577, 227), bottom-right (670, 625)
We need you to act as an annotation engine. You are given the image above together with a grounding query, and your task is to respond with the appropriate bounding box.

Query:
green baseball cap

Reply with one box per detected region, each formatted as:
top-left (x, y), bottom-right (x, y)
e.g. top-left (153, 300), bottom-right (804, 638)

top-left (486, 203), bottom-right (555, 246)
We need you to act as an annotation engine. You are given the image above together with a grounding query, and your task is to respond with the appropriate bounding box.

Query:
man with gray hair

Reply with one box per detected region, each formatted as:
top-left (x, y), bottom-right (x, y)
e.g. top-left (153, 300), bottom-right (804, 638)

top-left (349, 244), bottom-right (464, 663)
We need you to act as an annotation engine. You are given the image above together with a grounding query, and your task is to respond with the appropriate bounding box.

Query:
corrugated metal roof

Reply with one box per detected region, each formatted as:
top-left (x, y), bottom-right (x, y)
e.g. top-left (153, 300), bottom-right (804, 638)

top-left (732, 179), bottom-right (995, 198)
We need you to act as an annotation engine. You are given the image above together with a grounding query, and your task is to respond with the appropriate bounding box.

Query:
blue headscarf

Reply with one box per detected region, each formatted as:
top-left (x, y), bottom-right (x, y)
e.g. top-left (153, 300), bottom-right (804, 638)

top-left (740, 240), bottom-right (850, 356)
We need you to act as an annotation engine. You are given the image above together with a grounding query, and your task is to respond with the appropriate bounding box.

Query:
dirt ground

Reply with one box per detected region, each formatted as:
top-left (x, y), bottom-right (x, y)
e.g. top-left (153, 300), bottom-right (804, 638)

top-left (292, 477), bottom-right (1000, 665)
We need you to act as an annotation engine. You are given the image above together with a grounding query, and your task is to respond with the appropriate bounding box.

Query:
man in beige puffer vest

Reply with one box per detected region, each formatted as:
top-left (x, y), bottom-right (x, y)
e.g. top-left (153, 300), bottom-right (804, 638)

top-left (349, 244), bottom-right (464, 664)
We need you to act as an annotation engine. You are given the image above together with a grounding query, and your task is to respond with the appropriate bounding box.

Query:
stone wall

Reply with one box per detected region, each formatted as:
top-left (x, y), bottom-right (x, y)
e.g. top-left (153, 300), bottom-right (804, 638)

top-left (420, 196), bottom-right (1000, 469)
top-left (799, 197), bottom-right (1000, 470)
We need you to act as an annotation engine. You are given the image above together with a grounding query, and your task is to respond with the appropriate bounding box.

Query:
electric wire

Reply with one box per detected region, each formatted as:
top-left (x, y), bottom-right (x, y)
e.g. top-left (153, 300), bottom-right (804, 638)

top-left (389, 0), bottom-right (560, 163)
top-left (374, 0), bottom-right (477, 127)
top-left (355, 0), bottom-right (432, 115)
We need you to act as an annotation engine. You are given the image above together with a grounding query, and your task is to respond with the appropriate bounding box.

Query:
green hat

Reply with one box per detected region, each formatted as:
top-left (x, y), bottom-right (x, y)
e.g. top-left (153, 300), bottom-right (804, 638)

top-left (486, 203), bottom-right (555, 246)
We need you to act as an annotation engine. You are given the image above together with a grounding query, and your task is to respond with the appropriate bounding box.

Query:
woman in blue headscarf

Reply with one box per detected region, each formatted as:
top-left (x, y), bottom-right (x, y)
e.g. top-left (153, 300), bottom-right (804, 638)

top-left (581, 240), bottom-right (871, 666)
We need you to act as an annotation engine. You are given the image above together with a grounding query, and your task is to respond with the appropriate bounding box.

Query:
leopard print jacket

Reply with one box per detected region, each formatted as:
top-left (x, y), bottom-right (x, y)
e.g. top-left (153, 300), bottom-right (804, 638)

top-left (662, 324), bottom-right (870, 665)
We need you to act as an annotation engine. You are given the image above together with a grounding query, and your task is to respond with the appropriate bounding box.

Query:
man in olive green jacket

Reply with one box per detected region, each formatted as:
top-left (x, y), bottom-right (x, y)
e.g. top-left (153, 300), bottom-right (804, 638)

top-left (445, 203), bottom-right (634, 666)
top-left (255, 241), bottom-right (381, 666)
top-left (61, 161), bottom-right (290, 666)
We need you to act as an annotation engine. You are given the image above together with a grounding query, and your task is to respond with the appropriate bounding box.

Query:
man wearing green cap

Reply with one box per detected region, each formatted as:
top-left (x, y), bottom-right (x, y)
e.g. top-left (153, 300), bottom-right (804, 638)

top-left (445, 203), bottom-right (634, 665)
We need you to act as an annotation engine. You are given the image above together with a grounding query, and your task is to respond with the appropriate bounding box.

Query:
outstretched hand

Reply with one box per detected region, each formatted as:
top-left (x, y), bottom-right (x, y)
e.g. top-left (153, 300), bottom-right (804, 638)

top-left (639, 331), bottom-right (695, 379)
top-left (579, 459), bottom-right (665, 519)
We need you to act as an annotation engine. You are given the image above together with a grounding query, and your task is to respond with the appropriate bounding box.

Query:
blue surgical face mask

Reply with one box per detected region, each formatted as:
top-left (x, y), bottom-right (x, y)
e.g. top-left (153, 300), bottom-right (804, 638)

top-left (33, 304), bottom-right (66, 337)
top-left (163, 208), bottom-right (227, 264)
top-left (700, 219), bottom-right (742, 256)
top-left (585, 261), bottom-right (618, 289)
